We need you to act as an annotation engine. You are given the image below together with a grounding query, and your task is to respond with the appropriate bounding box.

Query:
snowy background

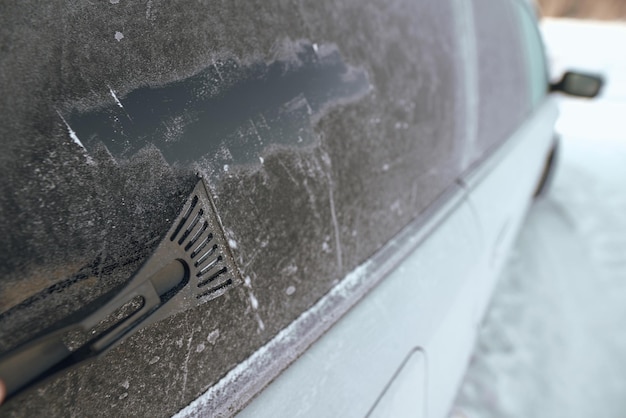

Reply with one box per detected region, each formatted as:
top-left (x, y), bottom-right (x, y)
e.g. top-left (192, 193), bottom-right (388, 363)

top-left (452, 19), bottom-right (626, 418)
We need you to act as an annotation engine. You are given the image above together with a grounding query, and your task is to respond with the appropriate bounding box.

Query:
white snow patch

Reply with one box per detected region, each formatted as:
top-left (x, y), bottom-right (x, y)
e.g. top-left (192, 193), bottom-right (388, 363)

top-left (207, 329), bottom-right (220, 345)
top-left (312, 43), bottom-right (319, 53)
top-left (285, 285), bottom-right (296, 296)
top-left (259, 156), bottom-right (264, 164)
top-left (326, 169), bottom-right (343, 272)
top-left (180, 329), bottom-right (196, 401)
top-left (148, 356), bottom-right (160, 365)
top-left (108, 86), bottom-right (125, 109)
top-left (223, 164), bottom-right (230, 172)
top-left (119, 393), bottom-right (128, 400)
top-left (249, 292), bottom-right (259, 311)
top-left (110, 0), bottom-right (120, 4)
top-left (281, 264), bottom-right (298, 275)
top-left (145, 0), bottom-right (153, 20)
top-left (255, 313), bottom-right (265, 332)
top-left (382, 163), bottom-right (390, 172)
top-left (196, 343), bottom-right (206, 353)
top-left (57, 111), bottom-right (86, 150)
top-left (121, 380), bottom-right (129, 390)
top-left (228, 238), bottom-right (238, 249)
top-left (115, 31), bottom-right (124, 42)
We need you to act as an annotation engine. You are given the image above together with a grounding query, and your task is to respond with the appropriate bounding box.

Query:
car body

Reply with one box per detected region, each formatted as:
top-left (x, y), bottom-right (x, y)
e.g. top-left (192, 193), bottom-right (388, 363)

top-left (0, 0), bottom-right (598, 416)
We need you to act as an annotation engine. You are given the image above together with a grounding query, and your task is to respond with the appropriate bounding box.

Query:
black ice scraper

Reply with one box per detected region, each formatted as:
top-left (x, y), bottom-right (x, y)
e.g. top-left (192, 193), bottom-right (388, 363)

top-left (0, 178), bottom-right (242, 402)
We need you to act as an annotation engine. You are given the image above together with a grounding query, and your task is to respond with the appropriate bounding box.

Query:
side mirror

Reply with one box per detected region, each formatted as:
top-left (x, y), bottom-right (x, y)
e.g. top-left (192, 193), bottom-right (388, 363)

top-left (550, 71), bottom-right (604, 98)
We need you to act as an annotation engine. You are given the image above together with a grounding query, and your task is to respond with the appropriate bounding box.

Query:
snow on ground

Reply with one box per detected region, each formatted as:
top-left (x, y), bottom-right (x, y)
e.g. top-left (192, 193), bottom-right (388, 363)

top-left (451, 19), bottom-right (626, 418)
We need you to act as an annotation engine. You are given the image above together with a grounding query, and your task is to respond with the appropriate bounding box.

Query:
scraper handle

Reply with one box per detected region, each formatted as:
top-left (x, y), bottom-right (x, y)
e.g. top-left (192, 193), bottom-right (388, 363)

top-left (0, 329), bottom-right (73, 400)
top-left (0, 259), bottom-right (187, 403)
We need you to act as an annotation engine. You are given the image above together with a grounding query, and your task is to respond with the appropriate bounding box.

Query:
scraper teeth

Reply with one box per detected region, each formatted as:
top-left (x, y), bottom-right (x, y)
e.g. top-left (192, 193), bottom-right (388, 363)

top-left (170, 196), bottom-right (198, 242)
top-left (163, 180), bottom-right (241, 301)
top-left (196, 278), bottom-right (233, 299)
top-left (185, 221), bottom-right (209, 251)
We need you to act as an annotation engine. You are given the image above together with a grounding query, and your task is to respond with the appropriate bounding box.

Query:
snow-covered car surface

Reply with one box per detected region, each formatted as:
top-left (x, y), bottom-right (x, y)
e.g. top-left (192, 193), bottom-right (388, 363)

top-left (0, 0), bottom-right (559, 416)
top-left (453, 18), bottom-right (626, 418)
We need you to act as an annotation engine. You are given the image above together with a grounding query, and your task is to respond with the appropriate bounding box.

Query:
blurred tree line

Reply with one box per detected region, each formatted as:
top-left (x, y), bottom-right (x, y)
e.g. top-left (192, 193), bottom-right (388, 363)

top-left (539, 0), bottom-right (626, 19)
